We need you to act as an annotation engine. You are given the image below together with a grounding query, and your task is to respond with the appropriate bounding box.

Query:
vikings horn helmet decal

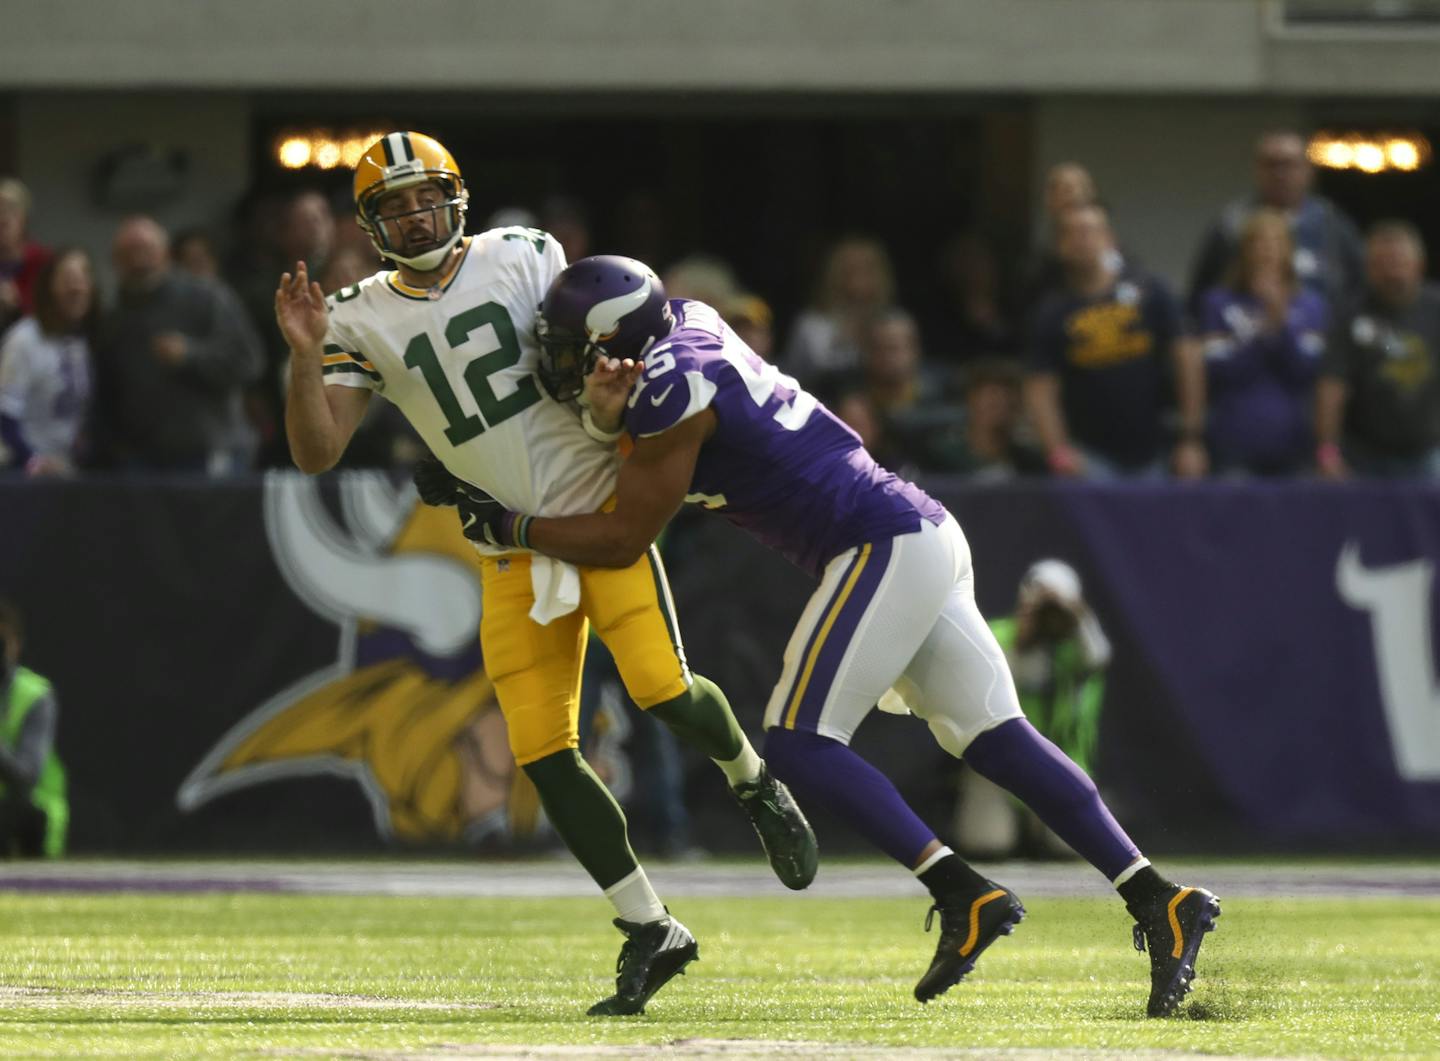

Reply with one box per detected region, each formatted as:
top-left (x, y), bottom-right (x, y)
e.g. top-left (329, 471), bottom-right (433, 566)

top-left (535, 254), bottom-right (675, 402)
top-left (585, 276), bottom-right (655, 340)
top-left (353, 131), bottom-right (469, 272)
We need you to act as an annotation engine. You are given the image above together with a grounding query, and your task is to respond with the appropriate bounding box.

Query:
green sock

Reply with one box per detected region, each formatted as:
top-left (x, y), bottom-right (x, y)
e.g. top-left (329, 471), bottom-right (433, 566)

top-left (648, 673), bottom-right (761, 785)
top-left (522, 748), bottom-right (639, 889)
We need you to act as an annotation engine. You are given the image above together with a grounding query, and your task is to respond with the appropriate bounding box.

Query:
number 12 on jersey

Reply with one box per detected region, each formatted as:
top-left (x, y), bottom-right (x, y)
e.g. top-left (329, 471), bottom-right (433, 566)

top-left (402, 302), bottom-right (541, 445)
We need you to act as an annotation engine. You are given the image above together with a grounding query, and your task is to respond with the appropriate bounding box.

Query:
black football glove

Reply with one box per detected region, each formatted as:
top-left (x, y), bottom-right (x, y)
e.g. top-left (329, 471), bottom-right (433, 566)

top-left (412, 456), bottom-right (466, 507)
top-left (457, 485), bottom-right (531, 549)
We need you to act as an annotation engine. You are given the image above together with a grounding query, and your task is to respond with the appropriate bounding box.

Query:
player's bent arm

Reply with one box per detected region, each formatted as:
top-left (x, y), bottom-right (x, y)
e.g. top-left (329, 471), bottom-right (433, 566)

top-left (526, 409), bottom-right (714, 568)
top-left (285, 350), bottom-right (372, 473)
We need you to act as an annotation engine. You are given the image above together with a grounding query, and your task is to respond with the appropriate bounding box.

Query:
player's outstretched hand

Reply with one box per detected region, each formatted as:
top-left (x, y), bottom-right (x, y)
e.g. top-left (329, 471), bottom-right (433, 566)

top-left (413, 456), bottom-right (464, 507)
top-left (274, 260), bottom-right (330, 355)
top-left (583, 356), bottom-right (644, 431)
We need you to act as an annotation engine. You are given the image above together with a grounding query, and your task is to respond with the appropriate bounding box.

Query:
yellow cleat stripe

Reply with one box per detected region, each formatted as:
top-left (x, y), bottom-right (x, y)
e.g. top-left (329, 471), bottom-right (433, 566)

top-left (1166, 887), bottom-right (1195, 959)
top-left (959, 889), bottom-right (1008, 957)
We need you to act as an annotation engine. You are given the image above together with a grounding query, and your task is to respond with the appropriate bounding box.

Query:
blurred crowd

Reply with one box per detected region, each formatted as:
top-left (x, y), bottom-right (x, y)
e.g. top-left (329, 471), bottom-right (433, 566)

top-left (2, 127), bottom-right (1438, 482)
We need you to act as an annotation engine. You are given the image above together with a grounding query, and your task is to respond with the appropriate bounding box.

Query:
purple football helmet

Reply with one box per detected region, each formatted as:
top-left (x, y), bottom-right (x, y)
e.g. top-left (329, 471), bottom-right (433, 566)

top-left (536, 254), bottom-right (675, 402)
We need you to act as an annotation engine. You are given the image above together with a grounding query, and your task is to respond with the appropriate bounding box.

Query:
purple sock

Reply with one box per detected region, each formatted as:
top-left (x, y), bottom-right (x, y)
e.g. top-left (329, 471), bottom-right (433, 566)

top-left (964, 718), bottom-right (1140, 880)
top-left (763, 727), bottom-right (936, 867)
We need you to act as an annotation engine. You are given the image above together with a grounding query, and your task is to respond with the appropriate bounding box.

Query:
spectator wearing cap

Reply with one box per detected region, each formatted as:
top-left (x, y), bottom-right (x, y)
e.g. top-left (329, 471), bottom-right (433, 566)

top-left (0, 179), bottom-right (51, 336)
top-left (1191, 209), bottom-right (1328, 476)
top-left (94, 216), bottom-right (262, 474)
top-left (955, 560), bottom-right (1111, 860)
top-left (663, 255), bottom-right (739, 308)
top-left (1316, 221), bottom-right (1440, 479)
top-left (721, 292), bottom-right (775, 362)
top-left (1189, 130), bottom-right (1364, 318)
top-left (0, 248), bottom-right (97, 476)
top-left (1024, 203), bottom-right (1205, 479)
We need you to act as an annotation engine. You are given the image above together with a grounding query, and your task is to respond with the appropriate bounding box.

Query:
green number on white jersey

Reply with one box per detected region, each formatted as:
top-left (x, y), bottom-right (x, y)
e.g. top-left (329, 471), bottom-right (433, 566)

top-left (402, 302), bottom-right (541, 446)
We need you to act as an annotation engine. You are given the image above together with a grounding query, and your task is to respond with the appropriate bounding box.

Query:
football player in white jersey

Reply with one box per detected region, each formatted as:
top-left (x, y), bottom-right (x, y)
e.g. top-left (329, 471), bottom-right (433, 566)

top-left (274, 132), bottom-right (816, 1016)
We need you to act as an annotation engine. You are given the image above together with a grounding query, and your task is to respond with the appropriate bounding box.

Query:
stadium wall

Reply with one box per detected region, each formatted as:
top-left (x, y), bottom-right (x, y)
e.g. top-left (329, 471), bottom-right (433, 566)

top-left (12, 90), bottom-right (1306, 301)
top-left (9, 2), bottom-right (1440, 97)
top-left (0, 1), bottom-right (1267, 94)
top-left (1031, 97), bottom-right (1304, 290)
top-left (14, 93), bottom-right (251, 296)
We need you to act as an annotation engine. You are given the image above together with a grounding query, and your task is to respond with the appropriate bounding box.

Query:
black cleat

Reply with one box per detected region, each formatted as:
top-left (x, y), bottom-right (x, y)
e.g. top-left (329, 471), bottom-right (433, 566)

top-left (587, 913), bottom-right (699, 1016)
top-left (913, 881), bottom-right (1025, 1003)
top-left (732, 764), bottom-right (819, 890)
top-left (1130, 884), bottom-right (1221, 1017)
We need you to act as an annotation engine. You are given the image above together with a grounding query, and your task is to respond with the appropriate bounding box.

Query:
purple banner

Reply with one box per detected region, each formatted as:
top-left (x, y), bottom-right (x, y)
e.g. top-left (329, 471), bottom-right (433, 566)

top-left (1047, 482), bottom-right (1440, 842)
top-left (1, 476), bottom-right (1437, 853)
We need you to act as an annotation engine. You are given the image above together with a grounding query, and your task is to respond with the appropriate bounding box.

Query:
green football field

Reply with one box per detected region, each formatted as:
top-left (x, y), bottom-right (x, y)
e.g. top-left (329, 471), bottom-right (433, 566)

top-left (1, 866), bottom-right (1437, 1060)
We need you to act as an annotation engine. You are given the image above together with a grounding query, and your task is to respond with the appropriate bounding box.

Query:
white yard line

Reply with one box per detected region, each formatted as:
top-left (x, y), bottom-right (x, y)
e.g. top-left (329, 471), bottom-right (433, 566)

top-left (0, 985), bottom-right (492, 1011)
top-left (276, 1044), bottom-right (1300, 1061)
top-left (1, 859), bottom-right (1437, 899)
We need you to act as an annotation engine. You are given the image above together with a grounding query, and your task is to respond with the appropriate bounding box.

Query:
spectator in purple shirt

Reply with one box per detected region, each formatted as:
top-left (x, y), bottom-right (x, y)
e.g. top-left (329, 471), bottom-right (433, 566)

top-left (1189, 131), bottom-right (1364, 318)
top-left (1192, 209), bottom-right (1327, 476)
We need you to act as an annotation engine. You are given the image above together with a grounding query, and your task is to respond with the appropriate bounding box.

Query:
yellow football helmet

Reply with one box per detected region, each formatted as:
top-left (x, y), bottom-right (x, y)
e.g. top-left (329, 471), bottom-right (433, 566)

top-left (353, 131), bottom-right (469, 271)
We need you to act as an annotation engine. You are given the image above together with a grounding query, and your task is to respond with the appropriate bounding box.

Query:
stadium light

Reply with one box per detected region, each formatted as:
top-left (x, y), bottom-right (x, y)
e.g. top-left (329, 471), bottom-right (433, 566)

top-left (275, 129), bottom-right (389, 171)
top-left (1386, 138), bottom-right (1422, 171)
top-left (1353, 142), bottom-right (1386, 173)
top-left (277, 137), bottom-right (312, 169)
top-left (1307, 131), bottom-right (1431, 173)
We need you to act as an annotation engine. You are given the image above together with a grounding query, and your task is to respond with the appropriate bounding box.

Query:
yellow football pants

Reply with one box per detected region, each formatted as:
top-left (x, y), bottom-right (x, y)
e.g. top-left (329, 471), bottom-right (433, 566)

top-left (479, 547), bottom-right (691, 765)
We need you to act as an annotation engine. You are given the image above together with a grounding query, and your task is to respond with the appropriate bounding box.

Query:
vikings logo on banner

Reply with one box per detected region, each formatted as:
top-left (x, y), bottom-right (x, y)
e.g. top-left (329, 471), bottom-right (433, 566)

top-left (177, 472), bottom-right (540, 844)
top-left (1336, 541), bottom-right (1440, 782)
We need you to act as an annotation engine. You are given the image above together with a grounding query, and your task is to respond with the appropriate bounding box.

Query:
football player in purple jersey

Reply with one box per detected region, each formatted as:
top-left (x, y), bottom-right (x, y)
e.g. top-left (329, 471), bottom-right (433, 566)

top-left (427, 255), bottom-right (1220, 1017)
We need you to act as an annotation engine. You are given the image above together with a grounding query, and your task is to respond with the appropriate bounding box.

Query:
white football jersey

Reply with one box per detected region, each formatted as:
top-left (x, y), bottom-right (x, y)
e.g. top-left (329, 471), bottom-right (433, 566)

top-left (321, 227), bottom-right (619, 529)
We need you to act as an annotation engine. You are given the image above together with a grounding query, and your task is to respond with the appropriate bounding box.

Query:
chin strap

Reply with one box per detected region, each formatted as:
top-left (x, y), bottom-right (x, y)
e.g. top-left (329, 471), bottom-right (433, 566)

top-left (382, 229), bottom-right (463, 272)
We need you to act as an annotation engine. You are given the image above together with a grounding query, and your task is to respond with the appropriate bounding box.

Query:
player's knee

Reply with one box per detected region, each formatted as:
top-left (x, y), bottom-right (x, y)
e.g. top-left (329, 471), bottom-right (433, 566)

top-left (519, 746), bottom-right (585, 788)
top-left (623, 665), bottom-right (689, 709)
top-left (922, 714), bottom-right (972, 759)
top-left (967, 718), bottom-right (1099, 806)
top-left (510, 730), bottom-right (579, 768)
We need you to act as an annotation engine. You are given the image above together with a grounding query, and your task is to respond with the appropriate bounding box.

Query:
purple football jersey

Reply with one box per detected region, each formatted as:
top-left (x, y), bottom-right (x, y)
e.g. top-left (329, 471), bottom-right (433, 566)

top-left (624, 300), bottom-right (944, 576)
